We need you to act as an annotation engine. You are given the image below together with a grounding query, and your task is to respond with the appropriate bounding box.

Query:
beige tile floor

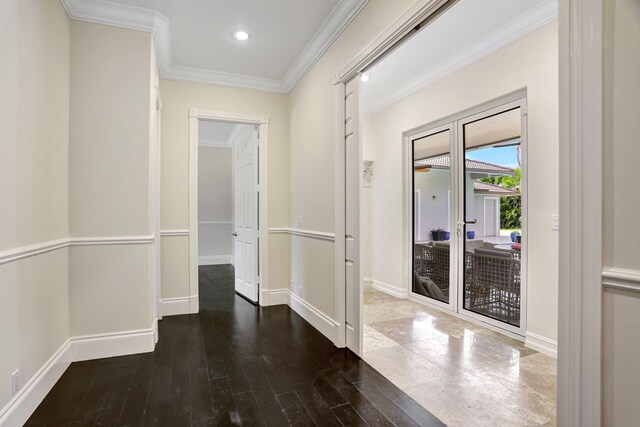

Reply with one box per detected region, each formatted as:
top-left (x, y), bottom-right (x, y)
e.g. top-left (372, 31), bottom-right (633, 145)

top-left (363, 286), bottom-right (557, 427)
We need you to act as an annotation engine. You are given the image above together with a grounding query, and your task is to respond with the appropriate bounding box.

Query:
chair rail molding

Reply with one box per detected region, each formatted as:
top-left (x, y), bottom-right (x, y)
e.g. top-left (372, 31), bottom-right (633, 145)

top-left (60, 0), bottom-right (369, 94)
top-left (198, 221), bottom-right (233, 225)
top-left (268, 227), bottom-right (336, 242)
top-left (160, 229), bottom-right (190, 237)
top-left (0, 235), bottom-right (156, 266)
top-left (602, 267), bottom-right (640, 293)
top-left (68, 236), bottom-right (155, 246)
top-left (0, 238), bottom-right (69, 266)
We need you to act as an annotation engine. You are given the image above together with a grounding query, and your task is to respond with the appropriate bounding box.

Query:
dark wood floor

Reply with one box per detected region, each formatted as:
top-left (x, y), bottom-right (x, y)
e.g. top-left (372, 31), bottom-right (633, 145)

top-left (27, 265), bottom-right (444, 426)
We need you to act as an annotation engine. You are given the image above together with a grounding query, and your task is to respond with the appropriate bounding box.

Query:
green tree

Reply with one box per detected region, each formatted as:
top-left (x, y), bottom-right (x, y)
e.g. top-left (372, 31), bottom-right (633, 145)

top-left (480, 168), bottom-right (521, 229)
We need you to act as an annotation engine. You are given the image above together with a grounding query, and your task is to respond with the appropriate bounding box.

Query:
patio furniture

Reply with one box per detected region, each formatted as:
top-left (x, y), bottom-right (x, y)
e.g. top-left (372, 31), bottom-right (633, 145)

top-left (493, 244), bottom-right (522, 261)
top-left (414, 243), bottom-right (450, 297)
top-left (464, 249), bottom-right (521, 326)
top-left (413, 270), bottom-right (447, 302)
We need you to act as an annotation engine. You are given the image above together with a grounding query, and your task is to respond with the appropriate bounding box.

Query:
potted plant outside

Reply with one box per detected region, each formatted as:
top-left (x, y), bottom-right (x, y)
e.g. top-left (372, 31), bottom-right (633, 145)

top-left (431, 228), bottom-right (447, 241)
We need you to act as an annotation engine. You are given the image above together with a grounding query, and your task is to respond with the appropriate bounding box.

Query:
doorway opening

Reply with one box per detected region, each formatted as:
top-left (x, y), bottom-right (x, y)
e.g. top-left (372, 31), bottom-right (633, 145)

top-left (197, 120), bottom-right (256, 308)
top-left (340, 0), bottom-right (560, 424)
top-left (188, 110), bottom-right (270, 312)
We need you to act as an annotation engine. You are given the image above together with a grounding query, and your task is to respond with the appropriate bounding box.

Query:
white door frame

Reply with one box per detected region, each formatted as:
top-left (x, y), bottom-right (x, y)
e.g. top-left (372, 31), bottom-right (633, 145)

top-left (558, 0), bottom-right (603, 425)
top-left (151, 79), bottom-right (162, 339)
top-left (413, 189), bottom-right (421, 241)
top-left (334, 0), bottom-right (604, 424)
top-left (188, 109), bottom-right (270, 312)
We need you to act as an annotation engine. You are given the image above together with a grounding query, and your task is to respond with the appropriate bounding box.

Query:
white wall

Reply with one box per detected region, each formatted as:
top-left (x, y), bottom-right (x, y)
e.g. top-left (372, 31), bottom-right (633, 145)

top-left (288, 0), bottom-right (417, 324)
top-left (0, 0), bottom-right (71, 412)
top-left (159, 79), bottom-right (291, 302)
top-left (602, 0), bottom-right (640, 424)
top-left (473, 195), bottom-right (492, 238)
top-left (364, 22), bottom-right (559, 343)
top-left (69, 21), bottom-right (155, 335)
top-left (413, 170), bottom-right (451, 240)
top-left (406, 169), bottom-right (499, 242)
top-left (198, 146), bottom-right (233, 264)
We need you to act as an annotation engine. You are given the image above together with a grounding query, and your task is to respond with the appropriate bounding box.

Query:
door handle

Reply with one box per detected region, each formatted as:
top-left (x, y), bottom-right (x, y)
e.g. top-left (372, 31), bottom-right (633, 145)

top-left (232, 232), bottom-right (238, 237)
top-left (464, 219), bottom-right (477, 225)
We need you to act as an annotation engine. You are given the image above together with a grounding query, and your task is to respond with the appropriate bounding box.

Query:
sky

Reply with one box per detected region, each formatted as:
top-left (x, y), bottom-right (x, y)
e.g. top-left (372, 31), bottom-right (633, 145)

top-left (465, 144), bottom-right (520, 169)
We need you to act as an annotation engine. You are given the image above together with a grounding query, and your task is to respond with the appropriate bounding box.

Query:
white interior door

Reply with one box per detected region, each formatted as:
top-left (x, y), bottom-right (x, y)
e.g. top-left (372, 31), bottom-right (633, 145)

top-left (233, 127), bottom-right (259, 303)
top-left (345, 76), bottom-right (363, 355)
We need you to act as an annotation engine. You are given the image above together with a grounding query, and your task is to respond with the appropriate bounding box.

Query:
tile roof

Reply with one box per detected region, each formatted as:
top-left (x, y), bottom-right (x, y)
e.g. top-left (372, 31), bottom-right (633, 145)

top-left (415, 154), bottom-right (516, 175)
top-left (473, 181), bottom-right (520, 196)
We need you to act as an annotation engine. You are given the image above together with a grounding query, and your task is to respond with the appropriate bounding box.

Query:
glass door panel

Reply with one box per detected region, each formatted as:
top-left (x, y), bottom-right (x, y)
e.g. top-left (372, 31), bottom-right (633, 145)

top-left (461, 107), bottom-right (523, 327)
top-left (412, 128), bottom-right (453, 305)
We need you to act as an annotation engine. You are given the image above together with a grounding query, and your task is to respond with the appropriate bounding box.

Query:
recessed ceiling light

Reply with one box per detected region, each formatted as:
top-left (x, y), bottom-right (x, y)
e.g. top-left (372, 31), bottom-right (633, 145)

top-left (361, 74), bottom-right (371, 82)
top-left (233, 31), bottom-right (249, 41)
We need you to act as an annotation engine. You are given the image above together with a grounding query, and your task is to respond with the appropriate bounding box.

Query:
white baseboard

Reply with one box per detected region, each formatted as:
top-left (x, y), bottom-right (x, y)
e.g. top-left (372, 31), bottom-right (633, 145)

top-left (0, 321), bottom-right (158, 426)
top-left (261, 288), bottom-right (289, 306)
top-left (525, 331), bottom-right (558, 358)
top-left (189, 295), bottom-right (199, 314)
top-left (0, 340), bottom-right (72, 427)
top-left (259, 288), bottom-right (341, 344)
top-left (371, 279), bottom-right (408, 299)
top-left (70, 322), bottom-right (157, 362)
top-left (198, 255), bottom-right (233, 266)
top-left (160, 297), bottom-right (191, 317)
top-left (287, 291), bottom-right (341, 345)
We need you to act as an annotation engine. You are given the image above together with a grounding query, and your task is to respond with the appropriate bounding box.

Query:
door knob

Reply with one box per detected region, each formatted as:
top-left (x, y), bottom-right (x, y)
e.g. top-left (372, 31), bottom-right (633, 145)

top-left (232, 232), bottom-right (238, 237)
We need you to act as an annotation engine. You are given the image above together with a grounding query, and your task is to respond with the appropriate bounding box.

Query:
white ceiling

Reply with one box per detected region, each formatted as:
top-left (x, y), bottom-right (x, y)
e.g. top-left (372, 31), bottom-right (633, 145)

top-left (363, 0), bottom-right (557, 112)
top-left (199, 121), bottom-right (253, 148)
top-left (61, 0), bottom-right (368, 93)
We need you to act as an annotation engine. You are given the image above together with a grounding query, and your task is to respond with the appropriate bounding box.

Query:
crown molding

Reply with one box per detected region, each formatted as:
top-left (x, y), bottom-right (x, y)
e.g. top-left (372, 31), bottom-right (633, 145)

top-left (365, 0), bottom-right (558, 113)
top-left (280, 0), bottom-right (369, 93)
top-left (59, 0), bottom-right (369, 94)
top-left (162, 64), bottom-right (286, 93)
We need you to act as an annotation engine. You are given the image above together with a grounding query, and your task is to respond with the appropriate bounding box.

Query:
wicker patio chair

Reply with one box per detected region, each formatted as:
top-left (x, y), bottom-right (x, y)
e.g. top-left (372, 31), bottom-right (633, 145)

top-left (465, 250), bottom-right (521, 325)
top-left (414, 243), bottom-right (450, 297)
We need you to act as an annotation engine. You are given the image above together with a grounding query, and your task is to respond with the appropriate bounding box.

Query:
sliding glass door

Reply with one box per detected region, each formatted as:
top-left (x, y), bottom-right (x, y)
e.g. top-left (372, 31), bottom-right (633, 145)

top-left (411, 98), bottom-right (526, 335)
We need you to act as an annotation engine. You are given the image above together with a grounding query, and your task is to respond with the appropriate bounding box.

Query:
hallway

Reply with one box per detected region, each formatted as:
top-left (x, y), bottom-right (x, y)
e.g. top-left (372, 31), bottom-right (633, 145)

top-left (26, 266), bottom-right (443, 426)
